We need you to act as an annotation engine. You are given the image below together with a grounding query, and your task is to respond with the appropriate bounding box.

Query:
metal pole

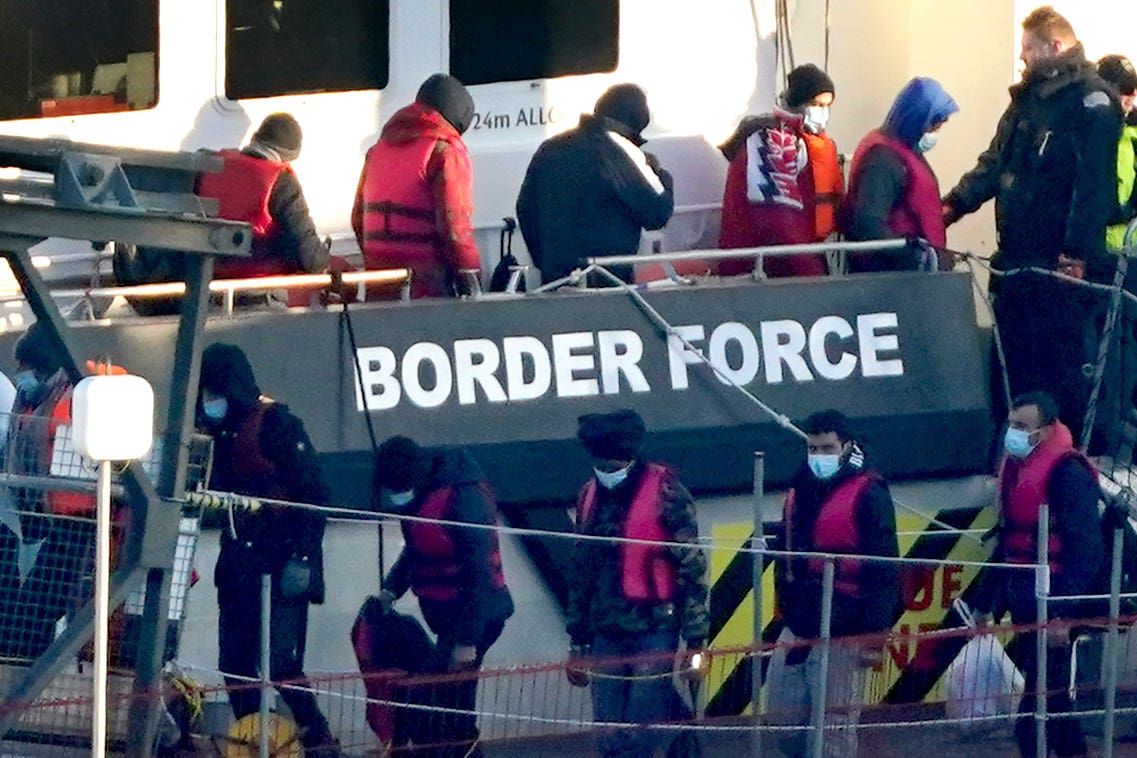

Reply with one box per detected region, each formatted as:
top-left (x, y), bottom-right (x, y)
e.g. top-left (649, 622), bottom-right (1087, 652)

top-left (1036, 504), bottom-right (1050, 758)
top-left (93, 459), bottom-right (113, 758)
top-left (260, 573), bottom-right (271, 758)
top-left (1103, 524), bottom-right (1124, 758)
top-left (751, 451), bottom-right (765, 758)
top-left (811, 561), bottom-right (835, 758)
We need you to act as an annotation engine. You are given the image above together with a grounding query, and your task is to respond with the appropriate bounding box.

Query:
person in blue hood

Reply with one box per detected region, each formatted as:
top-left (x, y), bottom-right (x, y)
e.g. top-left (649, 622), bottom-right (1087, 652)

top-left (843, 77), bottom-right (959, 271)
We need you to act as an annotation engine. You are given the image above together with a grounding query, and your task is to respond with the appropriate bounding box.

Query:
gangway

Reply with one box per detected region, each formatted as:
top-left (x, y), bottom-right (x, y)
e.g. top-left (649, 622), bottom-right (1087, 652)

top-left (0, 134), bottom-right (251, 756)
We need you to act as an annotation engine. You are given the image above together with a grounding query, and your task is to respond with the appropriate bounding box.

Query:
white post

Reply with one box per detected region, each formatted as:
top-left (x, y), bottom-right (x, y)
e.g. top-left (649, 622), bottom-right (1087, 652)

top-left (811, 561), bottom-right (835, 758)
top-left (1103, 523), bottom-right (1124, 758)
top-left (260, 573), bottom-right (272, 758)
top-left (92, 459), bottom-right (113, 758)
top-left (1036, 504), bottom-right (1050, 758)
top-left (751, 451), bottom-right (765, 758)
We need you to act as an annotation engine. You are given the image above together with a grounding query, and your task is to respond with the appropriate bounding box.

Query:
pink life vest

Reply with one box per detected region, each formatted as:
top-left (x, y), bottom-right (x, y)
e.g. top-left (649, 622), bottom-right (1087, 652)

top-left (998, 421), bottom-right (1092, 572)
top-left (785, 473), bottom-right (876, 597)
top-left (846, 130), bottom-right (948, 250)
top-left (578, 462), bottom-right (676, 602)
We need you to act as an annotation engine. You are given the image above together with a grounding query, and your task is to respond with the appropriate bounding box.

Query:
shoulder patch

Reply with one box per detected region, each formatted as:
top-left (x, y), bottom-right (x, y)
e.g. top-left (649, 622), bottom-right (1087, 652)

top-left (1083, 91), bottom-right (1111, 109)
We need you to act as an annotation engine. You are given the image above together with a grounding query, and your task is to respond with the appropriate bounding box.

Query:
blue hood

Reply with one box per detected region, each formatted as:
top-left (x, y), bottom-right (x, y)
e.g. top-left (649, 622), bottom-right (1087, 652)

top-left (882, 77), bottom-right (959, 147)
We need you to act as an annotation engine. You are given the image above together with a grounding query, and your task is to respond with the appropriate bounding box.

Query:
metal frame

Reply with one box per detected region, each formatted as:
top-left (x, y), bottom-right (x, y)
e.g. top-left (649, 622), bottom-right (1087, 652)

top-left (0, 137), bottom-right (251, 757)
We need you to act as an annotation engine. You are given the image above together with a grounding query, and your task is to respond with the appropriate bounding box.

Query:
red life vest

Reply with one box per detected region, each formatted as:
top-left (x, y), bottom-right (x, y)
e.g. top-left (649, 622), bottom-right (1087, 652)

top-left (197, 149), bottom-right (293, 278)
top-left (845, 130), bottom-right (948, 252)
top-left (784, 472), bottom-right (876, 598)
top-left (577, 462), bottom-right (677, 603)
top-left (402, 484), bottom-right (507, 603)
top-left (998, 421), bottom-right (1091, 571)
top-left (219, 397), bottom-right (289, 502)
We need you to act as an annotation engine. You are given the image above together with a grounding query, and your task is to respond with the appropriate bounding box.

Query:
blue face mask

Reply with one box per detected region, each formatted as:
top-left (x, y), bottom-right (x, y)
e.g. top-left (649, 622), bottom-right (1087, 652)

top-left (808, 454), bottom-right (842, 480)
top-left (1004, 427), bottom-right (1037, 458)
top-left (388, 489), bottom-right (415, 507)
top-left (13, 371), bottom-right (41, 398)
top-left (202, 397), bottom-right (228, 422)
top-left (594, 462), bottom-right (633, 490)
top-left (916, 132), bottom-right (939, 153)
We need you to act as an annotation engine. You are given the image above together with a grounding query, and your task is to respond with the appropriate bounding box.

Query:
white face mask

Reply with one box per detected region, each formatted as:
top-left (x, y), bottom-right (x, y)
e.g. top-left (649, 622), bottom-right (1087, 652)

top-left (916, 132), bottom-right (939, 153)
top-left (388, 489), bottom-right (416, 507)
top-left (594, 462), bottom-right (633, 490)
top-left (803, 105), bottom-right (830, 134)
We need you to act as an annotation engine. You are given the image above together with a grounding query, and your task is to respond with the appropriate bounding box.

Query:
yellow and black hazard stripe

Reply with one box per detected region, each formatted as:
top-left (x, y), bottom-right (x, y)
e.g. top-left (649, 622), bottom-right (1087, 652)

top-left (705, 503), bottom-right (996, 714)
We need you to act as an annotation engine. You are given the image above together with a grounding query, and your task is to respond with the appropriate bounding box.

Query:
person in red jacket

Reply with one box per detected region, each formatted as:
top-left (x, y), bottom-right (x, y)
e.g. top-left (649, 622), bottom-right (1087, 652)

top-left (843, 77), bottom-right (959, 272)
top-left (769, 409), bottom-right (899, 758)
top-left (971, 391), bottom-right (1102, 758)
top-left (717, 64), bottom-right (844, 278)
top-left (352, 74), bottom-right (481, 299)
top-left (197, 112), bottom-right (329, 279)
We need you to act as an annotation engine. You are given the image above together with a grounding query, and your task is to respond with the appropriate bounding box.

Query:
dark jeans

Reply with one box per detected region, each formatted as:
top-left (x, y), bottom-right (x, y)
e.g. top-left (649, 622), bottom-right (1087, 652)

top-left (217, 590), bottom-right (331, 745)
top-left (591, 631), bottom-right (680, 758)
top-left (404, 618), bottom-right (506, 758)
top-left (1005, 574), bottom-right (1087, 758)
top-left (993, 273), bottom-right (1094, 440)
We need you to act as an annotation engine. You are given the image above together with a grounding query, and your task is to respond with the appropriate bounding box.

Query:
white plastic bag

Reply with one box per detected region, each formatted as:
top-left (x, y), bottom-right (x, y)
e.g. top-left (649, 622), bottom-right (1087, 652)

top-left (943, 599), bottom-right (1025, 731)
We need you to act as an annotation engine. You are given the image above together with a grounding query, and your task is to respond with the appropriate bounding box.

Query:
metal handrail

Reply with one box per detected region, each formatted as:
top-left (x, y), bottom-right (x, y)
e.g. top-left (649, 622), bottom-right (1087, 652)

top-left (3, 268), bottom-right (413, 316)
top-left (584, 237), bottom-right (917, 268)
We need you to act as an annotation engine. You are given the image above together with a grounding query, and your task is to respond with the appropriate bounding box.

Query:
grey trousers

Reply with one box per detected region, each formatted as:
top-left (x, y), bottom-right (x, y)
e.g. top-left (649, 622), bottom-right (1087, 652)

top-left (765, 628), bottom-right (866, 758)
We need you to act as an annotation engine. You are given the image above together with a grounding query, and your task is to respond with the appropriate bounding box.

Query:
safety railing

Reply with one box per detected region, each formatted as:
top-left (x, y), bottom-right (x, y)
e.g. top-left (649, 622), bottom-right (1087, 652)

top-left (0, 465), bottom-right (1135, 756)
top-left (25, 267), bottom-right (415, 318)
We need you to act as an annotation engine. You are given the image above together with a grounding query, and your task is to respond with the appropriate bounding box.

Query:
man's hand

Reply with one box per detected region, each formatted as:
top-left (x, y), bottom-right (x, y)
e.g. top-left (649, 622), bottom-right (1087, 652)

top-left (449, 644), bottom-right (478, 672)
top-left (1056, 254), bottom-right (1085, 279)
top-left (376, 589), bottom-right (398, 614)
top-left (858, 645), bottom-right (885, 669)
top-left (566, 645), bottom-right (591, 688)
top-left (680, 648), bottom-right (710, 682)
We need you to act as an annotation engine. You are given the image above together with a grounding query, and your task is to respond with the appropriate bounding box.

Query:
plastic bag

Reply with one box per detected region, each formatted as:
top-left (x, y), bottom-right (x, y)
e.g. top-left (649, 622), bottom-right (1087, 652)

top-left (943, 599), bottom-right (1024, 732)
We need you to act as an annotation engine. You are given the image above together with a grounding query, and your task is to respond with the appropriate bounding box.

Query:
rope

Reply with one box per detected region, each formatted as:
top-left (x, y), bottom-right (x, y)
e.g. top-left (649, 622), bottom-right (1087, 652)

top-left (186, 487), bottom-right (1022, 570)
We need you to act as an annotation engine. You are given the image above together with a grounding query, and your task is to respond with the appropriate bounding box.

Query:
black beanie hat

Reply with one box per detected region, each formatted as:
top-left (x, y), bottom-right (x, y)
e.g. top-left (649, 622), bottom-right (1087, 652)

top-left (1099, 55), bottom-right (1137, 95)
top-left (594, 84), bottom-right (651, 142)
top-left (251, 112), bottom-right (303, 161)
top-left (373, 435), bottom-right (433, 492)
top-left (416, 74), bottom-right (475, 135)
top-left (577, 409), bottom-right (647, 460)
top-left (14, 322), bottom-right (62, 376)
top-left (783, 64), bottom-right (836, 108)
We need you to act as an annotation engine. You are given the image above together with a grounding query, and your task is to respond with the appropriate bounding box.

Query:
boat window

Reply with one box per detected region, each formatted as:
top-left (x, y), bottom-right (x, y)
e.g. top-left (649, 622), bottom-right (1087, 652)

top-left (0, 0), bottom-right (158, 121)
top-left (225, 0), bottom-right (390, 100)
top-left (449, 0), bottom-right (619, 85)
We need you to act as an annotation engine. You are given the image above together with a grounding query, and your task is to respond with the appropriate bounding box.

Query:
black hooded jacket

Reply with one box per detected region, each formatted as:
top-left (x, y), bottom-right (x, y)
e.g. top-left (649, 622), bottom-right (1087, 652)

top-left (383, 448), bottom-right (514, 645)
top-left (775, 457), bottom-right (900, 639)
top-left (944, 45), bottom-right (1121, 276)
top-left (517, 113), bottom-right (674, 284)
top-left (199, 344), bottom-right (328, 604)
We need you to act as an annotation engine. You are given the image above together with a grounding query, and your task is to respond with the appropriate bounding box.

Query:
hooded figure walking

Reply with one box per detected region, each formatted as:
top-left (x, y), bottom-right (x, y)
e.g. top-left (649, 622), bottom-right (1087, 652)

top-left (196, 343), bottom-right (338, 755)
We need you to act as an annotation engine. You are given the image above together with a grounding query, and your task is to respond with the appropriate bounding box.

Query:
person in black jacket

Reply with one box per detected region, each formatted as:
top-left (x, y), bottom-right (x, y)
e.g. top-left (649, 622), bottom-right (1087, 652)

top-left (196, 343), bottom-right (338, 755)
top-left (516, 84), bottom-right (674, 285)
top-left (971, 391), bottom-right (1102, 758)
top-left (373, 436), bottom-right (514, 758)
top-left (769, 410), bottom-right (899, 758)
top-left (941, 7), bottom-right (1121, 438)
